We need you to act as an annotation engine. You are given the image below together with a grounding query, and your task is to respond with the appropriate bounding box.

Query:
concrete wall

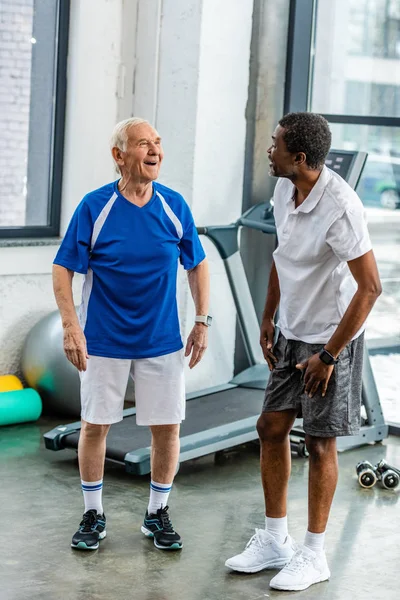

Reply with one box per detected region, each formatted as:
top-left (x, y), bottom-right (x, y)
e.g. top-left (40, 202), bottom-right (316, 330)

top-left (236, 0), bottom-right (290, 374)
top-left (0, 0), bottom-right (254, 394)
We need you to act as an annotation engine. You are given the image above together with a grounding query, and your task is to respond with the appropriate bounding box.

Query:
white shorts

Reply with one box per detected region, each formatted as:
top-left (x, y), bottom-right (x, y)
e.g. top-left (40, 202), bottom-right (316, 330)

top-left (79, 350), bottom-right (185, 426)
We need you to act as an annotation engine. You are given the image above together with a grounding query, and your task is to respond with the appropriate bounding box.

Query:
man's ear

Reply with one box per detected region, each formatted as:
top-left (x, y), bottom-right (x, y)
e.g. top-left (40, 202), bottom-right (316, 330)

top-left (295, 152), bottom-right (307, 166)
top-left (111, 147), bottom-right (124, 165)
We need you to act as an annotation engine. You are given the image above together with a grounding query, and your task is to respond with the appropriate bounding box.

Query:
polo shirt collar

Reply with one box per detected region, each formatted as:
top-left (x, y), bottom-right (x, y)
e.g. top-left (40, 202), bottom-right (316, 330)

top-left (288, 166), bottom-right (331, 214)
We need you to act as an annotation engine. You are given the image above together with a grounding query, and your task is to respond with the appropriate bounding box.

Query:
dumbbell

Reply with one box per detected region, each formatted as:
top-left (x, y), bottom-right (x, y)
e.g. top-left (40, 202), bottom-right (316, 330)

top-left (356, 460), bottom-right (378, 488)
top-left (375, 460), bottom-right (400, 490)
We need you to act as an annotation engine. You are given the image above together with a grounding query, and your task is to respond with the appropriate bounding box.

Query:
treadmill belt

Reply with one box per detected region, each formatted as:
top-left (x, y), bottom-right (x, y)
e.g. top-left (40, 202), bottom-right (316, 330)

top-left (63, 387), bottom-right (264, 462)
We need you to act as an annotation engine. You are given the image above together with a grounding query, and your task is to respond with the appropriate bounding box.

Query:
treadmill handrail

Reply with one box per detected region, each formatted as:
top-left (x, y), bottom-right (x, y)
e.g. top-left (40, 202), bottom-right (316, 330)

top-left (238, 217), bottom-right (276, 234)
top-left (237, 201), bottom-right (276, 234)
top-left (196, 203), bottom-right (277, 237)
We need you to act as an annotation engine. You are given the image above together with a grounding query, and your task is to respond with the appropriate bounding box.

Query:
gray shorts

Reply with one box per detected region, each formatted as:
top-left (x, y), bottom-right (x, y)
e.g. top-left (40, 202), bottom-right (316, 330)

top-left (262, 332), bottom-right (364, 438)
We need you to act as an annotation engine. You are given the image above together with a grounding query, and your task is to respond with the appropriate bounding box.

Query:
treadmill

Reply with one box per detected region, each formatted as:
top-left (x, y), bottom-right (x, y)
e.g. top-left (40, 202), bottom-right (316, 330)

top-left (44, 149), bottom-right (388, 474)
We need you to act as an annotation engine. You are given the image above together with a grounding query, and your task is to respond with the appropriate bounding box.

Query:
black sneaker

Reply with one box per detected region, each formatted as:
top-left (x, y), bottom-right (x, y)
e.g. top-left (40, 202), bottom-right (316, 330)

top-left (141, 506), bottom-right (182, 550)
top-left (71, 509), bottom-right (106, 551)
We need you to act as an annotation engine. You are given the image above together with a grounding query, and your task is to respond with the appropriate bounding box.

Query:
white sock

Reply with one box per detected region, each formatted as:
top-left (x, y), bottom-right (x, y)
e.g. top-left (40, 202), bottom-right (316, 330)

top-left (81, 479), bottom-right (103, 514)
top-left (304, 530), bottom-right (325, 553)
top-left (265, 516), bottom-right (288, 544)
top-left (148, 480), bottom-right (172, 514)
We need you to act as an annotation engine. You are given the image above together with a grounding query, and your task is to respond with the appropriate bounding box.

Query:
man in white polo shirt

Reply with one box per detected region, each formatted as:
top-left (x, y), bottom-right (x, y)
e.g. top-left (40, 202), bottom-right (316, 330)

top-left (225, 113), bottom-right (382, 591)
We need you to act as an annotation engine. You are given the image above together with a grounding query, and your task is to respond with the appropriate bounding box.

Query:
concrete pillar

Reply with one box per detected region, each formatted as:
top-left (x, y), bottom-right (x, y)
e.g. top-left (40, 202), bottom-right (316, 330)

top-left (237, 0), bottom-right (290, 372)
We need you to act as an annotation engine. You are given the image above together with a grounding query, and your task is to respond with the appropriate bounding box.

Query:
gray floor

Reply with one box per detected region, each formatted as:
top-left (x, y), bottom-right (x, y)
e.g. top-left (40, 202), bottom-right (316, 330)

top-left (1, 418), bottom-right (399, 600)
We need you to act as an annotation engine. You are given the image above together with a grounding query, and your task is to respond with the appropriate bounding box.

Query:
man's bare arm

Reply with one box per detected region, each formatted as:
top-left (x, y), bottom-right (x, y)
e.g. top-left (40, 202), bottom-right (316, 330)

top-left (325, 250), bottom-right (382, 358)
top-left (260, 259), bottom-right (280, 369)
top-left (53, 265), bottom-right (78, 327)
top-left (185, 258), bottom-right (210, 369)
top-left (53, 264), bottom-right (88, 371)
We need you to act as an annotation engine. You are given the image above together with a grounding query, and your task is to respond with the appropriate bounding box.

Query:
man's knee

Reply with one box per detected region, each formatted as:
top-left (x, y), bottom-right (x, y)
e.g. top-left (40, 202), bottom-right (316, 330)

top-left (305, 435), bottom-right (336, 459)
top-left (151, 424), bottom-right (180, 443)
top-left (81, 420), bottom-right (110, 440)
top-left (256, 412), bottom-right (292, 444)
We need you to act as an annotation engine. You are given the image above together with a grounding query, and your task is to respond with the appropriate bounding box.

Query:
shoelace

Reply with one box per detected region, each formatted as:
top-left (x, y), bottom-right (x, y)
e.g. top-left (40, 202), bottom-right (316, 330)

top-left (244, 529), bottom-right (272, 555)
top-left (157, 505), bottom-right (174, 532)
top-left (283, 550), bottom-right (312, 573)
top-left (79, 510), bottom-right (98, 533)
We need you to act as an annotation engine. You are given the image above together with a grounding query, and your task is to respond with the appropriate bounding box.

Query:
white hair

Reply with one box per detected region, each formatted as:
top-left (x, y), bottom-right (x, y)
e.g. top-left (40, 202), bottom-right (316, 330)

top-left (110, 117), bottom-right (150, 173)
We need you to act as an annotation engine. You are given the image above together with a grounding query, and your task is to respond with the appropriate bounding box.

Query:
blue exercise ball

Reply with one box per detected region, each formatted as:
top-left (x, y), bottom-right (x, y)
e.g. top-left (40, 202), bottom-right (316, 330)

top-left (21, 311), bottom-right (81, 418)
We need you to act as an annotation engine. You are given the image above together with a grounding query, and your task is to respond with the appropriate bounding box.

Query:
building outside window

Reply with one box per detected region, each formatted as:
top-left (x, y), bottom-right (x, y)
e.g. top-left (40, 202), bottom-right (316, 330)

top-left (0, 0), bottom-right (69, 238)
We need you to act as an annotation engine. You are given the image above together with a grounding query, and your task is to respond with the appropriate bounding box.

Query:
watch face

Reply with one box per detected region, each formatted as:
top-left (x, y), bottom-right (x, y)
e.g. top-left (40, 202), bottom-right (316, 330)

top-left (206, 315), bottom-right (212, 326)
top-left (319, 349), bottom-right (333, 365)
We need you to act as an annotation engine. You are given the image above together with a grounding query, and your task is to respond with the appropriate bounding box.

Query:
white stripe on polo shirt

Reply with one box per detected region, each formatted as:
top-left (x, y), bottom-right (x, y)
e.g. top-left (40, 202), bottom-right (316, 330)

top-left (157, 191), bottom-right (183, 239)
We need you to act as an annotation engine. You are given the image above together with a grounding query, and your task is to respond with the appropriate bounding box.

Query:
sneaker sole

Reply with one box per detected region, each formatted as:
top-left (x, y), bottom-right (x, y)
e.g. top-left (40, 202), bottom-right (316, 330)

top-left (71, 530), bottom-right (107, 551)
top-left (225, 557), bottom-right (290, 573)
top-left (141, 525), bottom-right (183, 551)
top-left (270, 570), bottom-right (331, 591)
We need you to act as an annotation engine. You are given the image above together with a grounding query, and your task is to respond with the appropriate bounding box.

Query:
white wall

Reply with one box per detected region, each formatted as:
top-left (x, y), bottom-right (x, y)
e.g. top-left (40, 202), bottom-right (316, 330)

top-left (0, 0), bottom-right (254, 393)
top-left (186, 0), bottom-right (254, 390)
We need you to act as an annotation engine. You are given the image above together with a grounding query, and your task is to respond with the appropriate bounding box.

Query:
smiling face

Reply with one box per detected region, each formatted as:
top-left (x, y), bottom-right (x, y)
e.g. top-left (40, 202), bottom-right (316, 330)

top-left (112, 122), bottom-right (164, 183)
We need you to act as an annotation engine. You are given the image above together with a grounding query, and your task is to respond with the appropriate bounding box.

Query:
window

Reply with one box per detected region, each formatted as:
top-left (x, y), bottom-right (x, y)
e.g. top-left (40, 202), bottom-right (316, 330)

top-left (346, 0), bottom-right (400, 59)
top-left (345, 82), bottom-right (400, 119)
top-left (311, 0), bottom-right (400, 118)
top-left (331, 123), bottom-right (400, 326)
top-left (0, 0), bottom-right (69, 238)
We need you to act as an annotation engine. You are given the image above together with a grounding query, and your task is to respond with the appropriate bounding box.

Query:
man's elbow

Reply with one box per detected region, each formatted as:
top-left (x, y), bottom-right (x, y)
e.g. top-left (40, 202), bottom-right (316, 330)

top-left (360, 280), bottom-right (382, 299)
top-left (370, 276), bottom-right (383, 297)
top-left (374, 283), bottom-right (383, 298)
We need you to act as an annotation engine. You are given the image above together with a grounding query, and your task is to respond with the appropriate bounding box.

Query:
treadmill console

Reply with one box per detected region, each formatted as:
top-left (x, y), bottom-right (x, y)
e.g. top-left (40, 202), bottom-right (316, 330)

top-left (325, 149), bottom-right (367, 189)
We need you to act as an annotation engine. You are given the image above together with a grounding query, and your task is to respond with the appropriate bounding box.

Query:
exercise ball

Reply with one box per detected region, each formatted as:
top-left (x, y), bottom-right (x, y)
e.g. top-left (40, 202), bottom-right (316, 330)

top-left (0, 374), bottom-right (23, 392)
top-left (21, 311), bottom-right (81, 418)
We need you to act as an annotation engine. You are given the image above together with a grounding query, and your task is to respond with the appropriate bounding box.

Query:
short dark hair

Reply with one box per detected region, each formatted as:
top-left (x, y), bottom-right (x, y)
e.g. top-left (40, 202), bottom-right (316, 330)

top-left (278, 112), bottom-right (332, 169)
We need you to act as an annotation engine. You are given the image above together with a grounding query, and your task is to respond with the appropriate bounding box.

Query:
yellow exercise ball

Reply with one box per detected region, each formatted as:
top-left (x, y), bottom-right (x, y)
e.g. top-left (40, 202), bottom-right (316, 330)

top-left (0, 375), bottom-right (23, 393)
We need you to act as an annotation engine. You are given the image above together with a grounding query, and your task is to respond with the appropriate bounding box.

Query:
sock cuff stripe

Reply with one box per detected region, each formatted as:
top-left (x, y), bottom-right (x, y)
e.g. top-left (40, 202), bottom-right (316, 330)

top-left (150, 483), bottom-right (172, 492)
top-left (82, 483), bottom-right (103, 491)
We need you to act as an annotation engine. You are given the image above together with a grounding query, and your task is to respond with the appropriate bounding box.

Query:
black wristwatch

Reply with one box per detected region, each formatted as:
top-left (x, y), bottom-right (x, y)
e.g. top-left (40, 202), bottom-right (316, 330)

top-left (319, 348), bottom-right (338, 366)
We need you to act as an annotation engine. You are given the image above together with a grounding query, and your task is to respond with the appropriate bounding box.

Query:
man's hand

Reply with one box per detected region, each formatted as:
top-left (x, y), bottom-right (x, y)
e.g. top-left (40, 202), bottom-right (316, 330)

top-left (260, 318), bottom-right (278, 371)
top-left (63, 324), bottom-right (89, 371)
top-left (185, 324), bottom-right (208, 369)
top-left (296, 353), bottom-right (334, 398)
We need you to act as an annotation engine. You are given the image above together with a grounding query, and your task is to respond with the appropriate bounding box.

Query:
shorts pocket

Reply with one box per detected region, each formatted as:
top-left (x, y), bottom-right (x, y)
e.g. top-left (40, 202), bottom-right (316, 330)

top-left (337, 343), bottom-right (351, 364)
top-left (302, 356), bottom-right (352, 435)
top-left (272, 333), bottom-right (290, 369)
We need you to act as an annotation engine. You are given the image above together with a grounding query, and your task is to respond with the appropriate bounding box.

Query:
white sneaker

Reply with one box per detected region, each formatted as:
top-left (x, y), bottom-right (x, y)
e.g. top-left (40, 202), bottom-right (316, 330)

top-left (269, 544), bottom-right (330, 591)
top-left (225, 529), bottom-right (295, 573)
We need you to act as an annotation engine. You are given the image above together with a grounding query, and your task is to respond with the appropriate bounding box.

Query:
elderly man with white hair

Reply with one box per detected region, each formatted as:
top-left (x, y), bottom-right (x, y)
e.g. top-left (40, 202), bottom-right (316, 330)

top-left (53, 118), bottom-right (210, 552)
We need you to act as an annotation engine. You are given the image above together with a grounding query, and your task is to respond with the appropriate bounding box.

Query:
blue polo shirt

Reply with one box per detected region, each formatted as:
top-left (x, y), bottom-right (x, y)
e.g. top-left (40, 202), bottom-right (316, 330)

top-left (54, 180), bottom-right (206, 359)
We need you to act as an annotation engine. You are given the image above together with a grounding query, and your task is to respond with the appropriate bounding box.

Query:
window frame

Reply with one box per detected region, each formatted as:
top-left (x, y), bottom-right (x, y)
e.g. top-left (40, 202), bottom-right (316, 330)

top-left (284, 0), bottom-right (400, 130)
top-left (0, 0), bottom-right (70, 239)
